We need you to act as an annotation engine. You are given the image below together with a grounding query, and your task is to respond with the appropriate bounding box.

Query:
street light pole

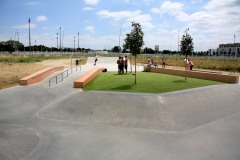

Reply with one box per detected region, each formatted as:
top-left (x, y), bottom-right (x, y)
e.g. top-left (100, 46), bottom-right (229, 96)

top-left (28, 18), bottom-right (31, 53)
top-left (78, 32), bottom-right (79, 51)
top-left (56, 33), bottom-right (58, 52)
top-left (62, 29), bottom-right (64, 51)
top-left (74, 36), bottom-right (75, 52)
top-left (17, 31), bottom-right (19, 53)
top-left (59, 27), bottom-right (61, 53)
top-left (119, 28), bottom-right (121, 53)
top-left (184, 28), bottom-right (189, 80)
top-left (178, 29), bottom-right (179, 54)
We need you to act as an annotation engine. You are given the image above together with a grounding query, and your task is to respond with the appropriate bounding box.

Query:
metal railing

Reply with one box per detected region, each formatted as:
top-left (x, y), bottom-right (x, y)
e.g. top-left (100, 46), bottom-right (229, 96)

top-left (49, 66), bottom-right (81, 87)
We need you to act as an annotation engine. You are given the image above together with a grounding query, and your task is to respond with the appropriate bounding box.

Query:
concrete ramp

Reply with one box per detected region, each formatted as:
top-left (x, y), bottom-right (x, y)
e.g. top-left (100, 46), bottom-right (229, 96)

top-left (39, 84), bottom-right (240, 131)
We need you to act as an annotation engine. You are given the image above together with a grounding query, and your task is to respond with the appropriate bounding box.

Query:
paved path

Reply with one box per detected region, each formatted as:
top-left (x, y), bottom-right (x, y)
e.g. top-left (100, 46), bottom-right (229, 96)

top-left (0, 57), bottom-right (240, 160)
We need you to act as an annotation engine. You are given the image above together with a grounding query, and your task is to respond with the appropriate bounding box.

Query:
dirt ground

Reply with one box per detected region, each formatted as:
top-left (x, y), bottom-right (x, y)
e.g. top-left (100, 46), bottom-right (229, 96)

top-left (0, 59), bottom-right (77, 90)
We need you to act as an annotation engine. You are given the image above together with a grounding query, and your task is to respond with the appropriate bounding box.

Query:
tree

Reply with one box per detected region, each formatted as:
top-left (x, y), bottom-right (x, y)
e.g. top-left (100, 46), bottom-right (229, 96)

top-left (180, 28), bottom-right (194, 59)
top-left (123, 22), bottom-right (144, 84)
top-left (143, 47), bottom-right (155, 54)
top-left (180, 28), bottom-right (194, 80)
top-left (112, 46), bottom-right (121, 53)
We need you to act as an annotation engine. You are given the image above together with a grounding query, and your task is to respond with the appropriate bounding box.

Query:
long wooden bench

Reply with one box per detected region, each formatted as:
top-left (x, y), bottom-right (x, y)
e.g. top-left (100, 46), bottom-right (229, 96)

top-left (144, 66), bottom-right (239, 83)
top-left (74, 67), bottom-right (103, 88)
top-left (20, 66), bottom-right (64, 85)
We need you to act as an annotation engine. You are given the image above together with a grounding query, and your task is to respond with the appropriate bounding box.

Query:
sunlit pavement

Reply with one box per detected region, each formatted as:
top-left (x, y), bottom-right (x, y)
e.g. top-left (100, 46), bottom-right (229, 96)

top-left (0, 57), bottom-right (240, 160)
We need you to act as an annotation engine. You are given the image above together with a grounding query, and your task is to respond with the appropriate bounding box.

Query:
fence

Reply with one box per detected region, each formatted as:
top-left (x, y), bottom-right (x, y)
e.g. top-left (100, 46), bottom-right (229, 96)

top-left (49, 66), bottom-right (81, 87)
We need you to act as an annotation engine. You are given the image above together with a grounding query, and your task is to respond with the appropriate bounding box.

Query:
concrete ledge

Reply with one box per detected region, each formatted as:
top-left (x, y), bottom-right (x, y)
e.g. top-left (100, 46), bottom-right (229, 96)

top-left (147, 67), bottom-right (239, 83)
top-left (74, 67), bottom-right (103, 88)
top-left (20, 66), bottom-right (64, 85)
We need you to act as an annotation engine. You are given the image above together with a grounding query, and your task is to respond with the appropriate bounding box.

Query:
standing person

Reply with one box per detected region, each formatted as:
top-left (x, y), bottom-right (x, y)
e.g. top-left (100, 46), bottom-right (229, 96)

top-left (162, 58), bottom-right (166, 68)
top-left (94, 54), bottom-right (98, 66)
top-left (189, 59), bottom-right (193, 70)
top-left (117, 57), bottom-right (121, 74)
top-left (124, 56), bottom-right (128, 73)
top-left (120, 57), bottom-right (125, 74)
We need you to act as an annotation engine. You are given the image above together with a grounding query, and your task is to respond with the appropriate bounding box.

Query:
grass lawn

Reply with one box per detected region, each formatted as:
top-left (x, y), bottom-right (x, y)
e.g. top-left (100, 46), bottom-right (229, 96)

top-left (83, 72), bottom-right (224, 94)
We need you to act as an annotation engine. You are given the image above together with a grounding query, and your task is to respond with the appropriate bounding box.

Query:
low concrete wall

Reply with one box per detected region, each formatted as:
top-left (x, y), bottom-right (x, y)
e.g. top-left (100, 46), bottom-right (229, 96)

top-left (74, 67), bottom-right (103, 88)
top-left (147, 67), bottom-right (239, 83)
top-left (20, 66), bottom-right (64, 85)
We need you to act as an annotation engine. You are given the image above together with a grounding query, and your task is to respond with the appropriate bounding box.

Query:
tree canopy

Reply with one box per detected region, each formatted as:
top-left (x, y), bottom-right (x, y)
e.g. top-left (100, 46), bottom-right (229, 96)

top-left (123, 22), bottom-right (144, 56)
top-left (180, 30), bottom-right (194, 56)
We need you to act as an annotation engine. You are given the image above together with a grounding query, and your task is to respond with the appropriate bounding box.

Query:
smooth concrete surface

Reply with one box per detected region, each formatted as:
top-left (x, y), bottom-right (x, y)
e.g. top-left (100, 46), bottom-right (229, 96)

top-left (0, 57), bottom-right (240, 160)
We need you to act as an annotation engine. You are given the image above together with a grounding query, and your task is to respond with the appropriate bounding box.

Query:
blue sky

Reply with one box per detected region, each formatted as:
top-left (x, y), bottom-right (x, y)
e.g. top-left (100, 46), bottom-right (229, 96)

top-left (0, 0), bottom-right (240, 51)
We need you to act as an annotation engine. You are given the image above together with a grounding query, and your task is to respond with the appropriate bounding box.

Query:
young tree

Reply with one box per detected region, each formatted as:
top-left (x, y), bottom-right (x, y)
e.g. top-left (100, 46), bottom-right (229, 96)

top-left (123, 22), bottom-right (144, 84)
top-left (180, 28), bottom-right (194, 60)
top-left (180, 28), bottom-right (194, 80)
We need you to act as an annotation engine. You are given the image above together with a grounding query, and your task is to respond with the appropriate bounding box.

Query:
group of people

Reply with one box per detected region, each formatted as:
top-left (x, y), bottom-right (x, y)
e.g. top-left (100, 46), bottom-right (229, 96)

top-left (184, 58), bottom-right (194, 70)
top-left (117, 56), bottom-right (128, 74)
top-left (146, 58), bottom-right (166, 71)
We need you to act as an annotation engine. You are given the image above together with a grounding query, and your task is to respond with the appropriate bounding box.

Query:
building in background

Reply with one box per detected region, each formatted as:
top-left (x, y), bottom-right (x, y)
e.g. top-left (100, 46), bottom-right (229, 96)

top-left (216, 43), bottom-right (240, 56)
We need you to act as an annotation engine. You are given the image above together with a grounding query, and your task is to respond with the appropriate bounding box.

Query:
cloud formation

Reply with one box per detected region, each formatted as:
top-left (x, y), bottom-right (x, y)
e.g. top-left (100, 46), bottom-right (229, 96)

top-left (36, 16), bottom-right (48, 22)
top-left (85, 26), bottom-right (95, 33)
top-left (82, 7), bottom-right (95, 11)
top-left (84, 0), bottom-right (100, 5)
top-left (97, 10), bottom-right (154, 30)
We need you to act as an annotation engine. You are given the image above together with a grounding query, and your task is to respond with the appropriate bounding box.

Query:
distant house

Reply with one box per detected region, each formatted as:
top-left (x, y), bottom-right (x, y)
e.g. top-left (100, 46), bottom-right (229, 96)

top-left (208, 49), bottom-right (217, 56)
top-left (216, 43), bottom-right (240, 56)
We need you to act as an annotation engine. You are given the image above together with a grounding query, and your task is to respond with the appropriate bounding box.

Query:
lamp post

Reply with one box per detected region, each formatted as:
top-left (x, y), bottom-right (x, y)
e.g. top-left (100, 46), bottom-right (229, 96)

top-left (28, 18), bottom-right (31, 53)
top-left (119, 28), bottom-right (121, 53)
top-left (62, 29), bottom-right (64, 52)
top-left (184, 28), bottom-right (189, 80)
top-left (74, 36), bottom-right (75, 52)
top-left (56, 33), bottom-right (58, 52)
top-left (78, 32), bottom-right (79, 51)
top-left (17, 31), bottom-right (19, 53)
top-left (234, 35), bottom-right (236, 58)
top-left (59, 27), bottom-right (61, 53)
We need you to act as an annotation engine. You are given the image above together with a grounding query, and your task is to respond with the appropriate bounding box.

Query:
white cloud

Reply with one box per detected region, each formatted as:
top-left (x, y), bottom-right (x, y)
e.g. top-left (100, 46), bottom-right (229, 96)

top-left (84, 0), bottom-right (100, 5)
top-left (97, 10), bottom-right (154, 30)
top-left (36, 16), bottom-right (48, 22)
top-left (85, 26), bottom-right (95, 33)
top-left (97, 10), bottom-right (141, 20)
top-left (151, 1), bottom-right (189, 21)
top-left (82, 7), bottom-right (95, 11)
top-left (191, 0), bottom-right (203, 4)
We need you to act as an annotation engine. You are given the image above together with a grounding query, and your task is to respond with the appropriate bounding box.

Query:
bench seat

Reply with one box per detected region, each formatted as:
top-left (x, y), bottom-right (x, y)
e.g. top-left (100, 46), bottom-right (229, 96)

top-left (146, 67), bottom-right (239, 83)
top-left (20, 66), bottom-right (64, 85)
top-left (74, 67), bottom-right (103, 88)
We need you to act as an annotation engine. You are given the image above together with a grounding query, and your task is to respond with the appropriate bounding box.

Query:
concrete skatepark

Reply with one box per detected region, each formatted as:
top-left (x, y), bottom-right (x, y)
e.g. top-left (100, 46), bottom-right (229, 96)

top-left (0, 57), bottom-right (240, 160)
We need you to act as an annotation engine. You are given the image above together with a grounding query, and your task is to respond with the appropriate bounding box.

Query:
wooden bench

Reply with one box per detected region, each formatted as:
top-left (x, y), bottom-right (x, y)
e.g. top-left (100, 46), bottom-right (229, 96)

top-left (20, 66), bottom-right (64, 85)
top-left (144, 66), bottom-right (239, 83)
top-left (74, 67), bottom-right (103, 88)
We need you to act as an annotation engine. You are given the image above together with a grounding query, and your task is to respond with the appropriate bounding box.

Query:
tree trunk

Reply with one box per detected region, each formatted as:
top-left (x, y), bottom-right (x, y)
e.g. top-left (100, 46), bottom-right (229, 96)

top-left (130, 54), bottom-right (132, 73)
top-left (134, 54), bottom-right (136, 84)
top-left (185, 53), bottom-right (187, 80)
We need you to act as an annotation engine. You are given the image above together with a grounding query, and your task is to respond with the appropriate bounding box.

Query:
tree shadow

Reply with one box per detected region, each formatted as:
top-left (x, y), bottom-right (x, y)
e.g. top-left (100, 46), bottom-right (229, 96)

top-left (111, 85), bottom-right (133, 90)
top-left (172, 80), bottom-right (187, 83)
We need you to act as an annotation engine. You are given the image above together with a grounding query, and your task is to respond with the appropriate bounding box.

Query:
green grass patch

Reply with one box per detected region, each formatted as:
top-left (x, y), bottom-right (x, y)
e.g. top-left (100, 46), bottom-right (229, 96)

top-left (83, 72), bottom-right (223, 94)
